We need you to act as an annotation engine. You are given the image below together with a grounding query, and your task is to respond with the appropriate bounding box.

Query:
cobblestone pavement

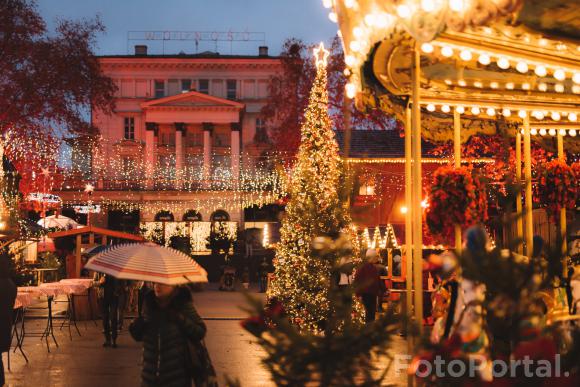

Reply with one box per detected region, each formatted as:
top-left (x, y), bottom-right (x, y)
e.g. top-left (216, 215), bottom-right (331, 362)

top-left (4, 287), bottom-right (407, 386)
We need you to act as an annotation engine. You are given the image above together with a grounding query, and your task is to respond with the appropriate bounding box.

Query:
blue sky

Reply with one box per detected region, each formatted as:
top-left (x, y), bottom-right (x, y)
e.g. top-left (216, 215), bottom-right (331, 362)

top-left (36, 0), bottom-right (339, 55)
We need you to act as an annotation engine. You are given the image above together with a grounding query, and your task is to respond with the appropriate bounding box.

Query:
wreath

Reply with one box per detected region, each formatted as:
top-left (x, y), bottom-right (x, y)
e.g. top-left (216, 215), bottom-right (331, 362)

top-left (426, 165), bottom-right (488, 242)
top-left (538, 159), bottom-right (577, 220)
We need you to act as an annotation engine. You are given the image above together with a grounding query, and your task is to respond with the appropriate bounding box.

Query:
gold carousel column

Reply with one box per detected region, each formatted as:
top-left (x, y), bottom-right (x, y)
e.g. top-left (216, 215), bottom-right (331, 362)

top-left (516, 132), bottom-right (523, 254)
top-left (411, 44), bottom-right (423, 331)
top-left (404, 105), bottom-right (413, 335)
top-left (557, 133), bottom-right (567, 265)
top-left (523, 114), bottom-right (534, 258)
top-left (453, 109), bottom-right (462, 254)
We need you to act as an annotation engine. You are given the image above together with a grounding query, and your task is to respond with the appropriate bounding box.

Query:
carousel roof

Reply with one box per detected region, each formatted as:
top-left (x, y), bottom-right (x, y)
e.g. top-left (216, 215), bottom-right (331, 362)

top-left (330, 0), bottom-right (580, 148)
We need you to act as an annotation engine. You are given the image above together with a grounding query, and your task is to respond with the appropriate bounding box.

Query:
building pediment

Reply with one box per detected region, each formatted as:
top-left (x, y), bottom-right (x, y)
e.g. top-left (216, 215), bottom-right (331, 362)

top-left (141, 90), bottom-right (244, 111)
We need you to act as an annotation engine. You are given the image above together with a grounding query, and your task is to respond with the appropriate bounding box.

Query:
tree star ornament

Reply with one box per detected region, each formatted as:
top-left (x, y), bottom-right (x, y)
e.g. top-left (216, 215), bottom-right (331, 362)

top-left (313, 42), bottom-right (330, 68)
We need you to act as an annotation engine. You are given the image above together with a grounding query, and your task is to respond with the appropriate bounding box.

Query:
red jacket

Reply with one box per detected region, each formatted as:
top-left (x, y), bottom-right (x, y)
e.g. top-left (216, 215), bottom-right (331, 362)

top-left (355, 262), bottom-right (381, 296)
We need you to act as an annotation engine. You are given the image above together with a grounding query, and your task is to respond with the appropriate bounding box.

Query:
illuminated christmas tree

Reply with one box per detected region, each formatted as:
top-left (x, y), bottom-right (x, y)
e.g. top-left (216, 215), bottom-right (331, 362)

top-left (268, 43), bottom-right (358, 332)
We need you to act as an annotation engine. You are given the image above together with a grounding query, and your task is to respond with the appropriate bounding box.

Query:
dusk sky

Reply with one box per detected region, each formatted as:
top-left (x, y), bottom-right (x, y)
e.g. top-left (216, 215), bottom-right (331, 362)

top-left (36, 0), bottom-right (339, 56)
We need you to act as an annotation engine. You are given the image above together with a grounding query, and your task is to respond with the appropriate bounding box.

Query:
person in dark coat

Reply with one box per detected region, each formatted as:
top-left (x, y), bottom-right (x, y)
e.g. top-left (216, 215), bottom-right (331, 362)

top-left (0, 256), bottom-right (17, 386)
top-left (96, 274), bottom-right (123, 348)
top-left (355, 249), bottom-right (382, 324)
top-left (130, 284), bottom-right (207, 387)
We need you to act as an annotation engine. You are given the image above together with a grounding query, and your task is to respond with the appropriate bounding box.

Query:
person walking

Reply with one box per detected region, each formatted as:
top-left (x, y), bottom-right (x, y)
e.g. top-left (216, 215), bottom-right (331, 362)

top-left (96, 273), bottom-right (122, 348)
top-left (0, 256), bottom-right (17, 387)
top-left (129, 283), bottom-right (212, 387)
top-left (355, 249), bottom-right (382, 324)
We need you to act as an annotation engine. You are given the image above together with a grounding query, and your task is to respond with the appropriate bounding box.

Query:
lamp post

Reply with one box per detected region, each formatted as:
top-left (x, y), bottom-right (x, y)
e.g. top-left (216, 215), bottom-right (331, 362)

top-left (84, 183), bottom-right (94, 227)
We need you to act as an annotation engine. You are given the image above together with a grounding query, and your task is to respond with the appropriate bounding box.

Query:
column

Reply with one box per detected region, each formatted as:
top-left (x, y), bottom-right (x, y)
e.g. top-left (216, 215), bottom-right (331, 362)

top-left (411, 44), bottom-right (423, 332)
top-left (523, 114), bottom-right (533, 258)
top-left (174, 122), bottom-right (185, 189)
top-left (202, 122), bottom-right (213, 184)
top-left (515, 132), bottom-right (523, 254)
top-left (230, 122), bottom-right (241, 182)
top-left (145, 122), bottom-right (158, 189)
top-left (453, 109), bottom-right (462, 253)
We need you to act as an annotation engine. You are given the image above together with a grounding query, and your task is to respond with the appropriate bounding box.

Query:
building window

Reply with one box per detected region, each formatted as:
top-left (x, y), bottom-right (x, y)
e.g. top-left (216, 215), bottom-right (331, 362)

top-left (154, 80), bottom-right (165, 98)
top-left (186, 132), bottom-right (203, 147)
top-left (226, 79), bottom-right (237, 100)
top-left (213, 133), bottom-right (230, 147)
top-left (198, 79), bottom-right (209, 94)
top-left (123, 117), bottom-right (135, 140)
top-left (254, 118), bottom-right (268, 143)
top-left (181, 79), bottom-right (191, 93)
top-left (160, 133), bottom-right (176, 146)
top-left (359, 177), bottom-right (376, 196)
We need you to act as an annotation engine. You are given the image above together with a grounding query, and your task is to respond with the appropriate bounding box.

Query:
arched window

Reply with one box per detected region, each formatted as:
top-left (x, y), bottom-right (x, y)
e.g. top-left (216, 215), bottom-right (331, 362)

top-left (182, 209), bottom-right (202, 221)
top-left (154, 210), bottom-right (174, 222)
top-left (210, 209), bottom-right (230, 222)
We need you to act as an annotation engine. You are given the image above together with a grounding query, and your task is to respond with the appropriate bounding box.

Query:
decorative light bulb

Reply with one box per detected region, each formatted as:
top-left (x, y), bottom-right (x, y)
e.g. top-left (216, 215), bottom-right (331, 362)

top-left (353, 27), bottom-right (364, 38)
top-left (397, 4), bottom-right (412, 18)
top-left (555, 84), bottom-right (565, 93)
top-left (345, 55), bottom-right (356, 67)
top-left (506, 82), bottom-right (514, 90)
top-left (551, 112), bottom-right (561, 121)
top-left (553, 69), bottom-right (566, 81)
top-left (539, 128), bottom-right (547, 136)
top-left (486, 108), bottom-right (495, 116)
top-left (478, 54), bottom-right (491, 65)
top-left (426, 104), bottom-right (436, 112)
top-left (534, 111), bottom-right (545, 120)
top-left (456, 106), bottom-right (465, 114)
top-left (441, 46), bottom-right (454, 57)
top-left (490, 81), bottom-right (499, 89)
top-left (549, 129), bottom-right (557, 136)
top-left (444, 79), bottom-right (453, 85)
top-left (375, 13), bottom-right (393, 28)
top-left (349, 41), bottom-right (361, 52)
top-left (421, 0), bottom-right (437, 12)
top-left (538, 83), bottom-right (548, 92)
top-left (328, 12), bottom-right (338, 23)
top-left (573, 73), bottom-right (580, 84)
top-left (345, 83), bottom-right (356, 99)
top-left (449, 0), bottom-right (465, 12)
top-left (516, 61), bottom-right (529, 73)
top-left (502, 108), bottom-right (511, 117)
top-left (473, 81), bottom-right (483, 88)
top-left (559, 129), bottom-right (566, 136)
top-left (364, 14), bottom-right (376, 26)
top-left (530, 128), bottom-right (538, 135)
top-left (460, 49), bottom-right (472, 61)
top-left (400, 206), bottom-right (408, 214)
top-left (497, 57), bottom-right (510, 69)
top-left (322, 0), bottom-right (333, 9)
top-left (518, 110), bottom-right (527, 119)
top-left (344, 0), bottom-right (356, 8)
top-left (569, 129), bottom-right (577, 137)
top-left (421, 43), bottom-right (434, 53)
top-left (569, 112), bottom-right (578, 122)
top-left (471, 106), bottom-right (481, 115)
top-left (534, 66), bottom-right (547, 77)
top-left (458, 79), bottom-right (467, 86)
top-left (522, 83), bottom-right (531, 90)
top-left (441, 105), bottom-right (450, 113)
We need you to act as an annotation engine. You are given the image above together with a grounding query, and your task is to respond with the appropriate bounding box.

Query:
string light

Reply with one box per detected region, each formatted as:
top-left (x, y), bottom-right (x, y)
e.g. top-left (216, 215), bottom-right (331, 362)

top-left (553, 69), bottom-right (566, 81)
top-left (458, 79), bottom-right (467, 86)
top-left (516, 61), bottom-right (528, 73)
top-left (551, 111), bottom-right (561, 121)
top-left (573, 73), bottom-right (580, 84)
top-left (456, 106), bottom-right (465, 114)
top-left (345, 83), bottom-right (356, 99)
top-left (441, 105), bottom-right (451, 113)
top-left (421, 43), bottom-right (434, 53)
top-left (497, 57), bottom-right (510, 69)
top-left (522, 82), bottom-right (530, 90)
top-left (322, 0), bottom-right (332, 8)
top-left (559, 129), bottom-right (567, 136)
top-left (396, 4), bottom-right (411, 18)
top-left (502, 108), bottom-right (511, 117)
top-left (490, 81), bottom-right (499, 89)
top-left (518, 110), bottom-right (527, 119)
top-left (478, 54), bottom-right (491, 65)
top-left (427, 104), bottom-right (436, 112)
top-left (555, 84), bottom-right (565, 93)
top-left (539, 128), bottom-right (547, 136)
top-left (506, 82), bottom-right (514, 90)
top-left (549, 129), bottom-right (557, 136)
top-left (486, 107), bottom-right (496, 116)
top-left (538, 83), bottom-right (548, 92)
top-left (570, 129), bottom-right (577, 137)
top-left (535, 66), bottom-right (547, 77)
top-left (569, 113), bottom-right (577, 122)
top-left (530, 128), bottom-right (538, 135)
top-left (460, 49), bottom-right (472, 61)
top-left (441, 46), bottom-right (454, 57)
top-left (471, 106), bottom-right (481, 115)
top-left (328, 12), bottom-right (338, 23)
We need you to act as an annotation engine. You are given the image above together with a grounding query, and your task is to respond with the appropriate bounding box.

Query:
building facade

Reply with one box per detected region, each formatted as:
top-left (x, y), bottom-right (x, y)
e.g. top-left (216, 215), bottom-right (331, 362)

top-left (57, 46), bottom-right (282, 233)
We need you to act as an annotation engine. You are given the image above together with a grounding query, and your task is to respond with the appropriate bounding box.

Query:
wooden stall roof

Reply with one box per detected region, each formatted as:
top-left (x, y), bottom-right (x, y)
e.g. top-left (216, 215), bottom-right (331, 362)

top-left (48, 226), bottom-right (144, 241)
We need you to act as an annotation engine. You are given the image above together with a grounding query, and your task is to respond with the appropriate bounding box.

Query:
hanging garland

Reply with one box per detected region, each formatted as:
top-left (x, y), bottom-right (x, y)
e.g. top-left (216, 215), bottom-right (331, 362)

top-left (425, 165), bottom-right (488, 242)
top-left (537, 159), bottom-right (577, 221)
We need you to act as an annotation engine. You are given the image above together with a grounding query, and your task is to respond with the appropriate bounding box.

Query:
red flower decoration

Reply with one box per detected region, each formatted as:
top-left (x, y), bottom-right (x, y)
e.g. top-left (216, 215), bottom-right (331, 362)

top-left (425, 165), bottom-right (488, 243)
top-left (538, 160), bottom-right (577, 220)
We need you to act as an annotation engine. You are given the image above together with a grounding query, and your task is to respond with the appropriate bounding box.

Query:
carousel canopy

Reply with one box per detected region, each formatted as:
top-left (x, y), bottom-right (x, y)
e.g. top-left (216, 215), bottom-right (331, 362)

top-left (330, 0), bottom-right (580, 149)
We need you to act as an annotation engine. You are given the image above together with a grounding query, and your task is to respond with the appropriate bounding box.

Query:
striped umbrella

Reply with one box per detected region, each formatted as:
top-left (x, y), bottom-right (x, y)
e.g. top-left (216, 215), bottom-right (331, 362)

top-left (84, 242), bottom-right (208, 285)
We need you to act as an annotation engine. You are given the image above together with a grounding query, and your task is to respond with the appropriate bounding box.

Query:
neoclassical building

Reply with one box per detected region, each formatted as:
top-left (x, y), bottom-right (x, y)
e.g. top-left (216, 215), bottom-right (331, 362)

top-left (57, 45), bottom-right (282, 232)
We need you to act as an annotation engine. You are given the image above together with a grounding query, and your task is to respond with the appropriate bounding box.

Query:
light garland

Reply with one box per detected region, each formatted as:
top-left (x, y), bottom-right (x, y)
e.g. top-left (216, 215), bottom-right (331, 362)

top-left (346, 157), bottom-right (494, 164)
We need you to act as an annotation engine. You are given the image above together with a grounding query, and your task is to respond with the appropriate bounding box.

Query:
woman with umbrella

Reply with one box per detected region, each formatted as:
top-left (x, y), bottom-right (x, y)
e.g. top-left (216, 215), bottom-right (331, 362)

top-left (85, 243), bottom-right (215, 386)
